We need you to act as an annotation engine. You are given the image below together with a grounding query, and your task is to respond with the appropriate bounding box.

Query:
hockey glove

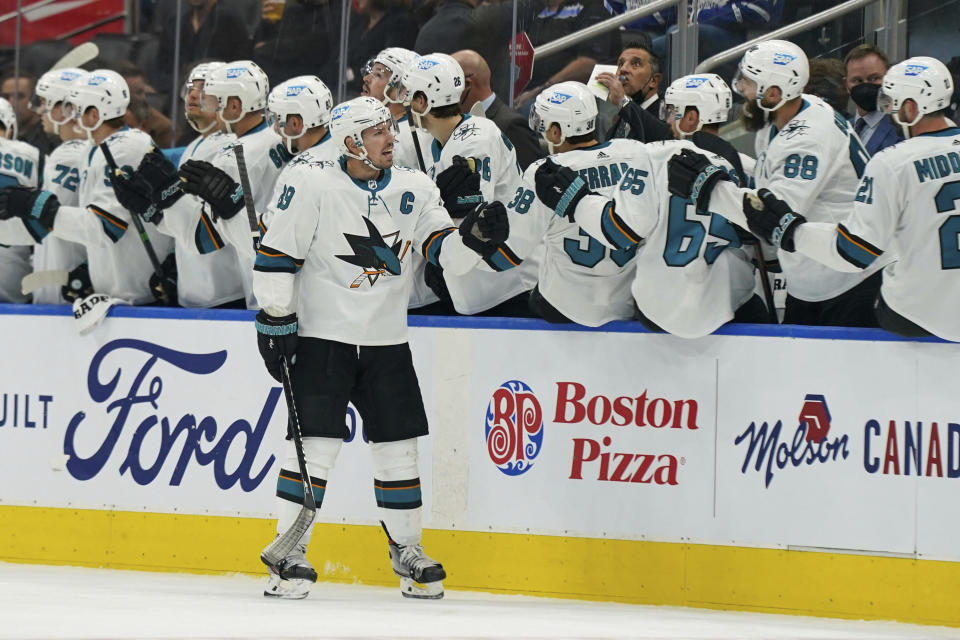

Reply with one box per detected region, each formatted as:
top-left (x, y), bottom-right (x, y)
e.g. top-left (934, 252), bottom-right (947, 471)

top-left (255, 310), bottom-right (298, 383)
top-left (0, 186), bottom-right (59, 228)
top-left (742, 188), bottom-right (807, 252)
top-left (110, 165), bottom-right (160, 222)
top-left (436, 155), bottom-right (484, 218)
top-left (61, 262), bottom-right (93, 303)
top-left (179, 160), bottom-right (244, 221)
top-left (424, 262), bottom-right (451, 303)
top-left (667, 149), bottom-right (730, 214)
top-left (138, 148), bottom-right (185, 211)
top-left (459, 201), bottom-right (509, 255)
top-left (534, 158), bottom-right (590, 222)
top-left (149, 252), bottom-right (178, 306)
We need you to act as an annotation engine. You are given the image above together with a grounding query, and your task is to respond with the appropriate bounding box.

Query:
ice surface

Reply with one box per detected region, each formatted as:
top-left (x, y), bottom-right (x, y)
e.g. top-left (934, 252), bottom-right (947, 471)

top-left (1, 562), bottom-right (958, 640)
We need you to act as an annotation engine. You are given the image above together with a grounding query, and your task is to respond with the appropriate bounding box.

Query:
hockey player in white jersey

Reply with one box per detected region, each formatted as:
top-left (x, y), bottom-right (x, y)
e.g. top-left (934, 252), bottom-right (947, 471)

top-left (0, 70), bottom-right (172, 305)
top-left (30, 68), bottom-right (89, 304)
top-left (162, 61), bottom-right (245, 308)
top-left (669, 40), bottom-right (877, 327)
top-left (361, 47), bottom-right (431, 171)
top-left (259, 75), bottom-right (340, 231)
top-left (737, 57), bottom-right (960, 341)
top-left (505, 82), bottom-right (638, 325)
top-left (252, 96), bottom-right (512, 599)
top-left (397, 52), bottom-right (533, 315)
top-left (533, 77), bottom-right (764, 338)
top-left (0, 97), bottom-right (41, 302)
top-left (113, 60), bottom-right (287, 308)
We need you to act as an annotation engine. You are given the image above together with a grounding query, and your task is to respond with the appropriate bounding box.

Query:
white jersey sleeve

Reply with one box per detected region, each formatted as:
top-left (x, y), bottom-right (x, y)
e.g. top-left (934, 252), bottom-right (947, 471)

top-left (754, 95), bottom-right (875, 301)
top-left (507, 139), bottom-right (645, 326)
top-left (794, 128), bottom-right (960, 341)
top-left (32, 139), bottom-right (89, 304)
top-left (50, 128), bottom-right (173, 304)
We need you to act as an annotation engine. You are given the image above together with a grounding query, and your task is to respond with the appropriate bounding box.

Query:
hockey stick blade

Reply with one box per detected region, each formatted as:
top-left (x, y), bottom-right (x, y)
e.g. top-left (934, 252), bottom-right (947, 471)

top-left (49, 42), bottom-right (99, 72)
top-left (262, 355), bottom-right (316, 568)
top-left (21, 269), bottom-right (68, 295)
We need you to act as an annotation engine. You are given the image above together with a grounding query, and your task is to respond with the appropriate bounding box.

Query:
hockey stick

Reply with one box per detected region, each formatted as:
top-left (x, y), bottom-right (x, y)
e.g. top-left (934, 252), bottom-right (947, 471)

top-left (21, 269), bottom-right (67, 295)
top-left (691, 131), bottom-right (778, 323)
top-left (49, 42), bottom-right (99, 72)
top-left (260, 355), bottom-right (317, 569)
top-left (405, 106), bottom-right (427, 173)
top-left (100, 141), bottom-right (175, 305)
top-left (232, 143), bottom-right (261, 251)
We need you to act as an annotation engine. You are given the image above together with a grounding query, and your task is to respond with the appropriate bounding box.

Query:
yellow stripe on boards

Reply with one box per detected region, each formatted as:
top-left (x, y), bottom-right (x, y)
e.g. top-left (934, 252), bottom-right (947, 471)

top-left (1, 505), bottom-right (958, 627)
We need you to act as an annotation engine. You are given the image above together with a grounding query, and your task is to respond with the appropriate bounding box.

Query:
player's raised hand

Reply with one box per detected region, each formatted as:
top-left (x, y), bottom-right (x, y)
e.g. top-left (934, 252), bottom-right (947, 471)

top-left (667, 148), bottom-right (729, 214)
top-left (110, 165), bottom-right (158, 221)
top-left (742, 188), bottom-right (806, 252)
top-left (436, 155), bottom-right (483, 218)
top-left (137, 148), bottom-right (184, 211)
top-left (179, 159), bottom-right (244, 220)
top-left (0, 186), bottom-right (59, 228)
top-left (534, 158), bottom-right (590, 222)
top-left (462, 200), bottom-right (509, 246)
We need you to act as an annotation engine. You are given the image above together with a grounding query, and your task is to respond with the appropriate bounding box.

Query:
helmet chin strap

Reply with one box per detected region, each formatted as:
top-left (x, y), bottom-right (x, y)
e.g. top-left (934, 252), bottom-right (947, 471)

top-left (187, 115), bottom-right (217, 134)
top-left (892, 107), bottom-right (922, 140)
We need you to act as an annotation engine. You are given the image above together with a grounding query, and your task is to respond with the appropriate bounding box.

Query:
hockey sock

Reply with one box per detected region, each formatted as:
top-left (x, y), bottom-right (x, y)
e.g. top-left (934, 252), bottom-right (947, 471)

top-left (371, 438), bottom-right (422, 547)
top-left (275, 437), bottom-right (342, 546)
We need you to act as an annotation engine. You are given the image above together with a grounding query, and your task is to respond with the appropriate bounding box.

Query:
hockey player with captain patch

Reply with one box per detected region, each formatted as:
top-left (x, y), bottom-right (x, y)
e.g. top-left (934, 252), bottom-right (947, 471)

top-left (736, 57), bottom-right (960, 342)
top-left (534, 74), bottom-right (764, 338)
top-left (252, 96), bottom-right (514, 600)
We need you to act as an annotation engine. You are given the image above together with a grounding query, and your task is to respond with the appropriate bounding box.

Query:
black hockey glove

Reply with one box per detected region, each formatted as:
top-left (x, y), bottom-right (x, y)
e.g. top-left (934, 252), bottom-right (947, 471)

top-left (0, 186), bottom-right (59, 228)
top-left (61, 262), bottom-right (93, 303)
top-left (742, 188), bottom-right (807, 252)
top-left (255, 310), bottom-right (298, 383)
top-left (424, 262), bottom-right (451, 303)
top-left (179, 159), bottom-right (244, 220)
top-left (436, 155), bottom-right (484, 218)
top-left (459, 201), bottom-right (509, 254)
top-left (149, 252), bottom-right (178, 306)
top-left (111, 165), bottom-right (160, 222)
top-left (667, 148), bottom-right (730, 214)
top-left (534, 158), bottom-right (590, 222)
top-left (138, 148), bottom-right (185, 211)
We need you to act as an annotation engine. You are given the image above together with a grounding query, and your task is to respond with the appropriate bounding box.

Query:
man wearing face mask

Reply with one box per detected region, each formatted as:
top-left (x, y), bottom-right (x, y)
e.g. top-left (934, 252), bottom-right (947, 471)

top-left (844, 44), bottom-right (902, 155)
top-left (596, 40), bottom-right (672, 143)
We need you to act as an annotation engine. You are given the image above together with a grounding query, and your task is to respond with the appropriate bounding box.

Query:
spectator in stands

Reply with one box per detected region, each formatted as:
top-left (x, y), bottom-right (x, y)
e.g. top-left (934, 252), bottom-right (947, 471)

top-left (805, 58), bottom-right (849, 115)
top-left (155, 0), bottom-right (253, 94)
top-left (605, 0), bottom-right (781, 79)
top-left (844, 44), bottom-right (901, 155)
top-left (1, 73), bottom-right (56, 155)
top-left (596, 39), bottom-right (671, 142)
top-left (415, 0), bottom-right (539, 100)
top-left (254, 0), bottom-right (341, 86)
top-left (347, 0), bottom-right (417, 94)
top-left (117, 62), bottom-right (174, 148)
top-left (452, 49), bottom-right (546, 170)
top-left (513, 0), bottom-right (620, 112)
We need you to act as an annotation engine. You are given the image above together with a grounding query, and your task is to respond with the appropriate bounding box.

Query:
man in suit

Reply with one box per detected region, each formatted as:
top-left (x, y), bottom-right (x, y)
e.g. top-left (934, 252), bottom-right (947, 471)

top-left (844, 44), bottom-right (902, 155)
top-left (595, 39), bottom-right (671, 143)
top-left (452, 49), bottom-right (546, 170)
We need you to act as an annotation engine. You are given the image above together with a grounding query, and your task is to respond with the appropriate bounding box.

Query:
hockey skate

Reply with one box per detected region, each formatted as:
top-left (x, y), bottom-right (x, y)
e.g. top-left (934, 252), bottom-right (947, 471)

top-left (381, 521), bottom-right (446, 599)
top-left (262, 543), bottom-right (317, 599)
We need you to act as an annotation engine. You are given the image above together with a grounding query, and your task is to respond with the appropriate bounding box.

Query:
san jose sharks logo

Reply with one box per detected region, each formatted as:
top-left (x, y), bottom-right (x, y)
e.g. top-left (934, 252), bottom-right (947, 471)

top-left (336, 217), bottom-right (411, 288)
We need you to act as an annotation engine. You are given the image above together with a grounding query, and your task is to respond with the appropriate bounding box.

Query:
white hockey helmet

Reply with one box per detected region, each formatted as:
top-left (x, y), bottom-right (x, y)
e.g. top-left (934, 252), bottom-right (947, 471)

top-left (203, 60), bottom-right (269, 125)
top-left (268, 75), bottom-right (334, 154)
top-left (529, 82), bottom-right (597, 153)
top-left (398, 53), bottom-right (464, 116)
top-left (734, 39), bottom-right (809, 112)
top-left (34, 67), bottom-right (86, 111)
top-left (662, 74), bottom-right (732, 137)
top-left (183, 61), bottom-right (224, 133)
top-left (879, 56), bottom-right (954, 137)
top-left (373, 47), bottom-right (419, 104)
top-left (330, 96), bottom-right (397, 169)
top-left (0, 97), bottom-right (15, 139)
top-left (66, 69), bottom-right (130, 133)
